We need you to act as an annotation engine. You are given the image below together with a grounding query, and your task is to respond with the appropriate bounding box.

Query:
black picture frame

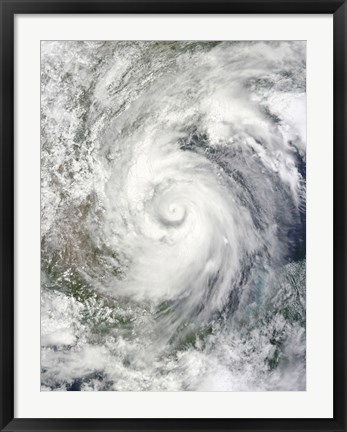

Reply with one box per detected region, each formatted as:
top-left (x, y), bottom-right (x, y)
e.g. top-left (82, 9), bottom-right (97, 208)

top-left (1, 1), bottom-right (346, 431)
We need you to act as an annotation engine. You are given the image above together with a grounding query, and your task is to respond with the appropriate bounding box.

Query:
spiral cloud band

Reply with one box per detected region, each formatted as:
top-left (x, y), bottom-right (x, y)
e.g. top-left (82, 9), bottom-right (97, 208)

top-left (41, 41), bottom-right (306, 391)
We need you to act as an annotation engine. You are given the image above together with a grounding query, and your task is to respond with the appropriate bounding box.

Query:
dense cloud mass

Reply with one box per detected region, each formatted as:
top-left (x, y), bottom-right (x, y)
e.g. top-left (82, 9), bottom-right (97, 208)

top-left (41, 41), bottom-right (306, 391)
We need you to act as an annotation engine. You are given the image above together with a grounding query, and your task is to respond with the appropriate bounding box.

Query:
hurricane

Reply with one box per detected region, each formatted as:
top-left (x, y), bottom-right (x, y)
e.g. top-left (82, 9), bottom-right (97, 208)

top-left (41, 41), bottom-right (306, 391)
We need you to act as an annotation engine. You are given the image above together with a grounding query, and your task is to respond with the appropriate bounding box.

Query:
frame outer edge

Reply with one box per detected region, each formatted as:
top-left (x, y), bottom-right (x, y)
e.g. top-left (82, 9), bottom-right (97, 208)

top-left (333, 1), bottom-right (347, 431)
top-left (1, 1), bottom-right (346, 431)
top-left (1, 0), bottom-right (15, 431)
